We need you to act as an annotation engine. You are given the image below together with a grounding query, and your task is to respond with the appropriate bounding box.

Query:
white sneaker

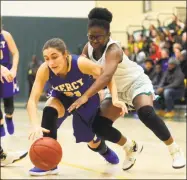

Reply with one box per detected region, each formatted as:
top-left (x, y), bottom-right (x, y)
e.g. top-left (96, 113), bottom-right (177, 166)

top-left (170, 147), bottom-right (186, 169)
top-left (123, 140), bottom-right (143, 170)
top-left (0, 151), bottom-right (28, 167)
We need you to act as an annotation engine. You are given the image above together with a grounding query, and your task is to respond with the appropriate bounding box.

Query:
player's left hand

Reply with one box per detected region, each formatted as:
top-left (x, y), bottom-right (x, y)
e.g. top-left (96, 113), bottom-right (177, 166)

top-left (68, 95), bottom-right (88, 113)
top-left (10, 68), bottom-right (17, 79)
top-left (113, 100), bottom-right (128, 116)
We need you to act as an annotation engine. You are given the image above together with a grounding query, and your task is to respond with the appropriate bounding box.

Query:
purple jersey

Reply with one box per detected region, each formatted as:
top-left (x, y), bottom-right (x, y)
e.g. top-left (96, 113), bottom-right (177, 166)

top-left (0, 33), bottom-right (19, 98)
top-left (49, 55), bottom-right (100, 143)
top-left (0, 33), bottom-right (10, 65)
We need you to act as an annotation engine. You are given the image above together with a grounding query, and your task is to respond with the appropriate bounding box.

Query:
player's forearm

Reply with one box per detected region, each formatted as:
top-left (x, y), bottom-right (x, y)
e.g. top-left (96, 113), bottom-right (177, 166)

top-left (84, 74), bottom-right (111, 99)
top-left (11, 51), bottom-right (19, 71)
top-left (107, 77), bottom-right (118, 103)
top-left (27, 99), bottom-right (40, 127)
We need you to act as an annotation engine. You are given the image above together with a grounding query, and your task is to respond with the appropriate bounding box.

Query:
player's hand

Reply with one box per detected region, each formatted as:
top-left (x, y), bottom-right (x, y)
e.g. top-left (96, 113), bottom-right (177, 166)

top-left (98, 89), bottom-right (105, 102)
top-left (68, 95), bottom-right (88, 113)
top-left (112, 100), bottom-right (128, 116)
top-left (29, 125), bottom-right (50, 141)
top-left (0, 66), bottom-right (14, 83)
top-left (10, 68), bottom-right (17, 79)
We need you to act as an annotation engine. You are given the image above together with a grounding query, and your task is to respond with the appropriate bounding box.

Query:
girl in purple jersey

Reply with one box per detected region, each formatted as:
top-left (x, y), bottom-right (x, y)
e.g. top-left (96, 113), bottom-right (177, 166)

top-left (0, 65), bottom-right (27, 167)
top-left (0, 27), bottom-right (19, 137)
top-left (27, 38), bottom-right (139, 176)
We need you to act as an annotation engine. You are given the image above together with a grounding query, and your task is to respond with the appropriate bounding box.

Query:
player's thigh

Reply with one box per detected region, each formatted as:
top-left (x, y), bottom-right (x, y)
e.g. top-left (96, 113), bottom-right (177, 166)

top-left (100, 98), bottom-right (121, 122)
top-left (45, 97), bottom-right (65, 118)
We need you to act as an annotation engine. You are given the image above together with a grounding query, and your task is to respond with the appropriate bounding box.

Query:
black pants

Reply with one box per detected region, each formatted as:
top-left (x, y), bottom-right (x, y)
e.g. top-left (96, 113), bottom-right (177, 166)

top-left (0, 96), bottom-right (14, 116)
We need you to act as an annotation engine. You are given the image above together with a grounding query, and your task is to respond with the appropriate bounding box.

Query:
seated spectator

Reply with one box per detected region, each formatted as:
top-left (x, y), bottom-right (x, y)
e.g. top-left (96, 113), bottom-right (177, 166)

top-left (127, 34), bottom-right (135, 54)
top-left (159, 48), bottom-right (170, 72)
top-left (152, 62), bottom-right (164, 91)
top-left (148, 42), bottom-right (162, 62)
top-left (179, 50), bottom-right (187, 78)
top-left (122, 46), bottom-right (132, 60)
top-left (181, 32), bottom-right (187, 50)
top-left (131, 44), bottom-right (146, 66)
top-left (144, 58), bottom-right (156, 80)
top-left (172, 43), bottom-right (182, 57)
top-left (155, 58), bottom-right (185, 118)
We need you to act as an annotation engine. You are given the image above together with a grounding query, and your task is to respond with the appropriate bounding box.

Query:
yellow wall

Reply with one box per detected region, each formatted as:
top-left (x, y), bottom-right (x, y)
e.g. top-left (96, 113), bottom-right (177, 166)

top-left (95, 1), bottom-right (186, 46)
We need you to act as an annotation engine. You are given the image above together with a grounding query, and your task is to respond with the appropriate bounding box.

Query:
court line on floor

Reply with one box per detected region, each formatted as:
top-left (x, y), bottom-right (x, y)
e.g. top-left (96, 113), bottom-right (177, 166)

top-left (61, 161), bottom-right (127, 179)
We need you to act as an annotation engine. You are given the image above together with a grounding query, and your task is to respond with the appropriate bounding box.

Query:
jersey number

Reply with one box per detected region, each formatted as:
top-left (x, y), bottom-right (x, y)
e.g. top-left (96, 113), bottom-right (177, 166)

top-left (64, 90), bottom-right (82, 97)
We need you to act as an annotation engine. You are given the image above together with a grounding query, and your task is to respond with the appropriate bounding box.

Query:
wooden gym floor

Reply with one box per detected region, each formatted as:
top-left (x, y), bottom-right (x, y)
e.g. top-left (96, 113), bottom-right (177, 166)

top-left (1, 104), bottom-right (186, 179)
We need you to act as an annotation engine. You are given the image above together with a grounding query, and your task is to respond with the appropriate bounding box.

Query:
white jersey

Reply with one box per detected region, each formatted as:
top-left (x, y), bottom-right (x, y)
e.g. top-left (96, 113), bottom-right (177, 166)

top-left (88, 38), bottom-right (145, 92)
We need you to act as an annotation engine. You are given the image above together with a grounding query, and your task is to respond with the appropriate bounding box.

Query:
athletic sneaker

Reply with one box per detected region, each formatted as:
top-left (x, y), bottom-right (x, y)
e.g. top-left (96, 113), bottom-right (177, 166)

top-left (5, 116), bottom-right (14, 135)
top-left (100, 147), bottom-right (119, 164)
top-left (170, 147), bottom-right (186, 169)
top-left (0, 124), bottom-right (6, 137)
top-left (123, 140), bottom-right (143, 170)
top-left (29, 166), bottom-right (59, 176)
top-left (0, 151), bottom-right (28, 167)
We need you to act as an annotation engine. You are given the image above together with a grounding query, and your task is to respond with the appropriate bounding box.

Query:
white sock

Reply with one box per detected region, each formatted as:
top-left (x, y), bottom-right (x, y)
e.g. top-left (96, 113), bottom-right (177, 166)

top-left (123, 137), bottom-right (133, 149)
top-left (167, 141), bottom-right (179, 153)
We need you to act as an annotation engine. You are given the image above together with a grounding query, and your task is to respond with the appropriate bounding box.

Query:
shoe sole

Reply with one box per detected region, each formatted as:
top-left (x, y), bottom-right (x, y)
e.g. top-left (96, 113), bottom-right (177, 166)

top-left (12, 152), bottom-right (28, 163)
top-left (123, 145), bottom-right (144, 171)
top-left (29, 169), bottom-right (59, 176)
top-left (172, 164), bottom-right (186, 169)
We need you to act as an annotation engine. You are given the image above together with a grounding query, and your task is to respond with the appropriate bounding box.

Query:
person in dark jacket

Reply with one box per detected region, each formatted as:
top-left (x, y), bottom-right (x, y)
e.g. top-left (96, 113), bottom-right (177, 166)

top-left (152, 62), bottom-right (164, 91)
top-left (155, 58), bottom-right (185, 118)
top-left (144, 58), bottom-right (156, 81)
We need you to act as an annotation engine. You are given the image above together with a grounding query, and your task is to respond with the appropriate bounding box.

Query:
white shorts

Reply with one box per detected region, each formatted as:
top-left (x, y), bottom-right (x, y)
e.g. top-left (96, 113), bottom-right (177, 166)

top-left (104, 73), bottom-right (156, 108)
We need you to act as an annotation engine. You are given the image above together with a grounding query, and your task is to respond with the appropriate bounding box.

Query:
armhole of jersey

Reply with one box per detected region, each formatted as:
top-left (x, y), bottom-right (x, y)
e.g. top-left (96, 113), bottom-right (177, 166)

top-left (105, 42), bottom-right (123, 63)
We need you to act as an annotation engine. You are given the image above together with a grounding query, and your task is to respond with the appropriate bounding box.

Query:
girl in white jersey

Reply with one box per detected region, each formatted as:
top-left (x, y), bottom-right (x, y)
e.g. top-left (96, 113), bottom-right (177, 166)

top-left (68, 7), bottom-right (185, 169)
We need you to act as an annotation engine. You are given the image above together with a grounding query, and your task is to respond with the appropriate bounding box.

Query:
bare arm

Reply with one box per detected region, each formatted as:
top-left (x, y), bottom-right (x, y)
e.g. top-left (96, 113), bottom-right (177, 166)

top-left (81, 43), bottom-right (89, 58)
top-left (27, 63), bottom-right (49, 126)
top-left (81, 44), bottom-right (122, 99)
top-left (3, 30), bottom-right (19, 77)
top-left (68, 55), bottom-right (127, 115)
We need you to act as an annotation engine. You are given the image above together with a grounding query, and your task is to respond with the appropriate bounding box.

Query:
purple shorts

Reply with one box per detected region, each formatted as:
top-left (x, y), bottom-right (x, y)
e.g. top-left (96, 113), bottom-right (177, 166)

top-left (0, 64), bottom-right (19, 98)
top-left (51, 90), bottom-right (100, 143)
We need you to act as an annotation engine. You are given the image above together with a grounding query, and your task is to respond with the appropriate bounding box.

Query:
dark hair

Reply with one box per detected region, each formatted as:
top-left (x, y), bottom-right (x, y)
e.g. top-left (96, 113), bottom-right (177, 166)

top-left (43, 38), bottom-right (67, 54)
top-left (145, 58), bottom-right (154, 66)
top-left (88, 7), bottom-right (113, 32)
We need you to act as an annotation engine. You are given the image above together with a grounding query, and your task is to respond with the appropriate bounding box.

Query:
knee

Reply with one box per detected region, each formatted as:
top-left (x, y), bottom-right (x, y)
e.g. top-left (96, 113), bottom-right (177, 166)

top-left (92, 115), bottom-right (113, 138)
top-left (163, 88), bottom-right (172, 98)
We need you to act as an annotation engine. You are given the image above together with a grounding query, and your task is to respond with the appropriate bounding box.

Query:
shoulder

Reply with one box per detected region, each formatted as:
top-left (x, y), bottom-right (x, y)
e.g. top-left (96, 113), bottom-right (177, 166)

top-left (38, 62), bottom-right (49, 75)
top-left (106, 43), bottom-right (123, 57)
top-left (1, 30), bottom-right (12, 40)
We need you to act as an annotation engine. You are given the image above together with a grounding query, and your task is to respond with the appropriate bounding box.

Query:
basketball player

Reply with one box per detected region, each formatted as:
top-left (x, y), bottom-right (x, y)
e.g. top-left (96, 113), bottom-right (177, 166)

top-left (68, 7), bottom-right (186, 169)
top-left (0, 65), bottom-right (27, 166)
top-left (28, 38), bottom-right (140, 176)
top-left (0, 27), bottom-right (19, 136)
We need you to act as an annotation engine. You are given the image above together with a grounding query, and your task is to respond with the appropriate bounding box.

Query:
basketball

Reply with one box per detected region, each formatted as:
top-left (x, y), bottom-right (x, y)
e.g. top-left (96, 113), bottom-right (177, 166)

top-left (29, 137), bottom-right (62, 170)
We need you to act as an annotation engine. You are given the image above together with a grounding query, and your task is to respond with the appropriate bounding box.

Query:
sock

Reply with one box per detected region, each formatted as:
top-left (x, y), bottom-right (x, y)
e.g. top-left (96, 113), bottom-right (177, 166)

top-left (123, 137), bottom-right (133, 149)
top-left (168, 141), bottom-right (179, 153)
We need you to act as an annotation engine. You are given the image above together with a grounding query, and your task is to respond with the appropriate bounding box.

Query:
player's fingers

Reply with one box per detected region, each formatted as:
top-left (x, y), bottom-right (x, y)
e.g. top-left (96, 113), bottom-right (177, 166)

top-left (42, 128), bottom-right (50, 133)
top-left (0, 76), bottom-right (4, 83)
top-left (68, 103), bottom-right (76, 112)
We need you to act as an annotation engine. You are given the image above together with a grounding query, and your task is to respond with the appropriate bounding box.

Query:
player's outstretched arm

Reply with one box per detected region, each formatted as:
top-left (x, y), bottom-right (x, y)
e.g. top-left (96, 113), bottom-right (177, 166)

top-left (27, 63), bottom-right (50, 140)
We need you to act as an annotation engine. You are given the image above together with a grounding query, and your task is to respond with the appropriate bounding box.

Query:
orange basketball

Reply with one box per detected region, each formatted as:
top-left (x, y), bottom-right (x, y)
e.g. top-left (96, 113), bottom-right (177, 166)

top-left (29, 137), bottom-right (62, 170)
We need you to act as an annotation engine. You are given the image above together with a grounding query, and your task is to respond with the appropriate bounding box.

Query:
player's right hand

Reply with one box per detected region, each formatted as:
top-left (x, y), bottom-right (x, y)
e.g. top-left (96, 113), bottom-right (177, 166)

top-left (113, 100), bottom-right (128, 116)
top-left (0, 66), bottom-right (14, 83)
top-left (29, 125), bottom-right (50, 141)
